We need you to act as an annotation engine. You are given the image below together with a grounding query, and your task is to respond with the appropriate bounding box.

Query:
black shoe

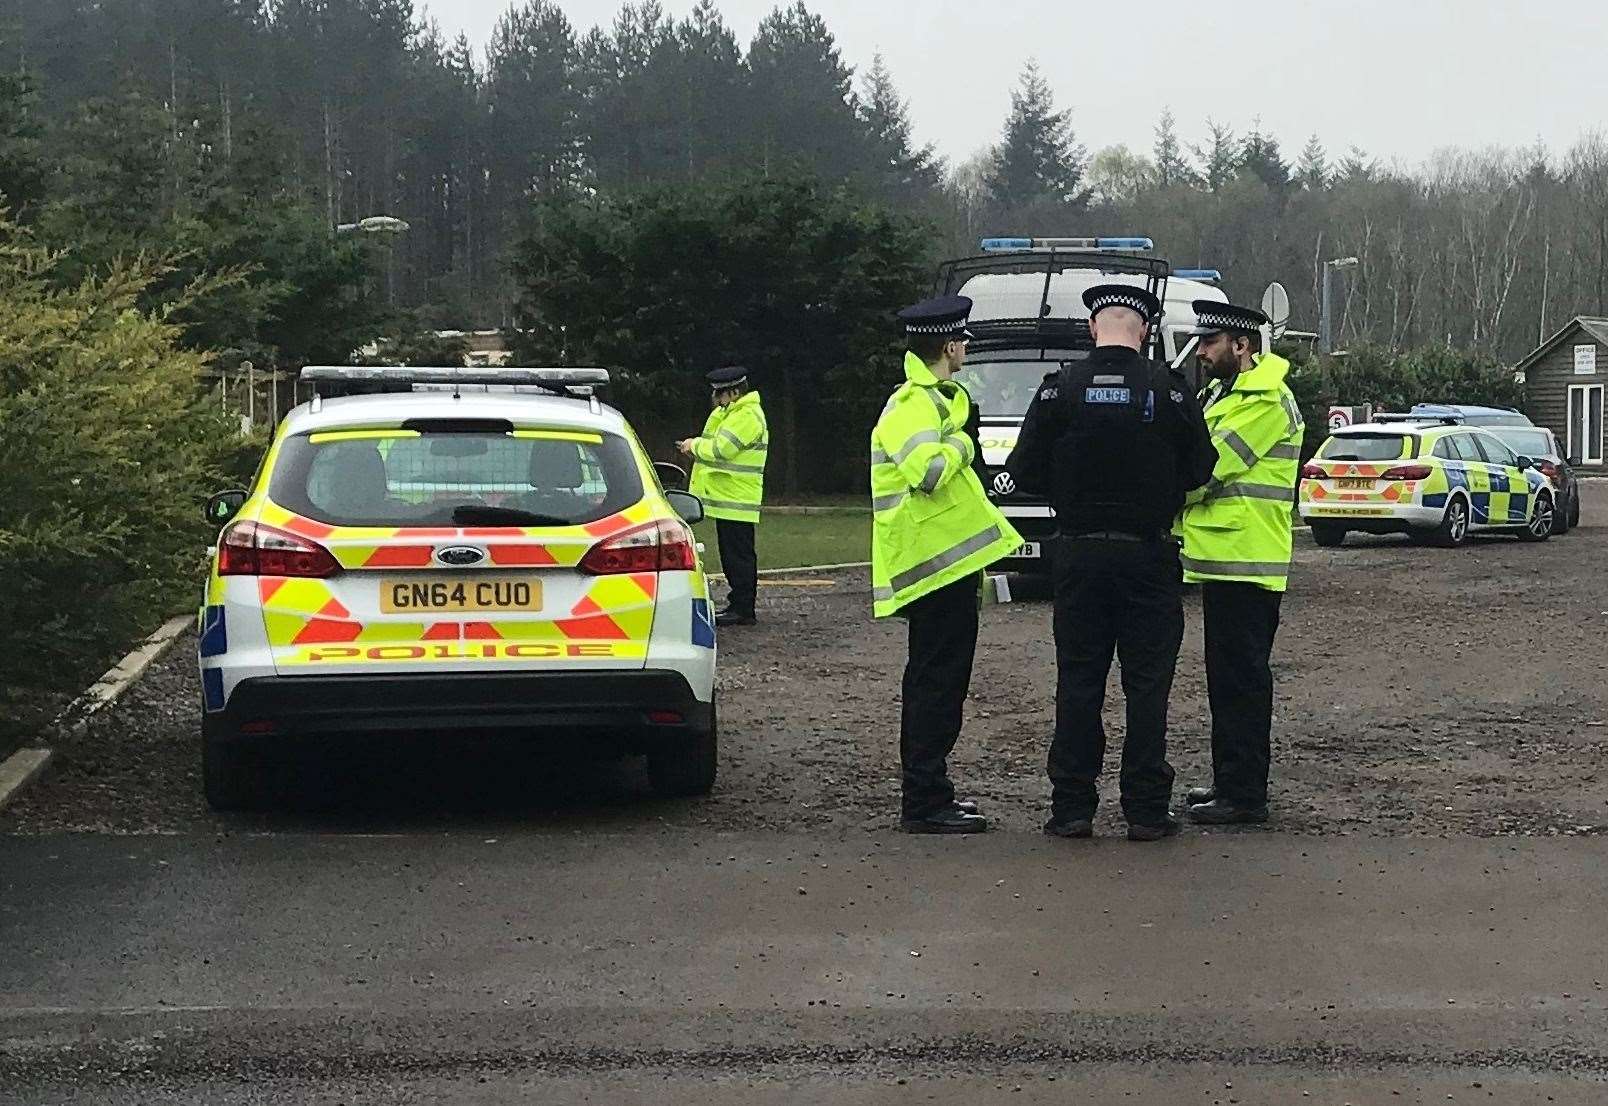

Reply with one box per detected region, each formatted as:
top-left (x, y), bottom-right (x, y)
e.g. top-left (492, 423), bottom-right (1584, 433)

top-left (715, 610), bottom-right (756, 627)
top-left (900, 808), bottom-right (989, 834)
top-left (1127, 816), bottom-right (1182, 842)
top-left (1187, 798), bottom-right (1269, 825)
top-left (954, 798), bottom-right (981, 815)
top-left (1043, 816), bottom-right (1094, 839)
top-left (1185, 785), bottom-right (1216, 805)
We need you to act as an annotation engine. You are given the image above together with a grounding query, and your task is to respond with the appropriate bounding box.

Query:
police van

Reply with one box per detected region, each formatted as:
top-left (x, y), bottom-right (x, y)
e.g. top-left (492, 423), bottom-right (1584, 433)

top-left (932, 236), bottom-right (1239, 574)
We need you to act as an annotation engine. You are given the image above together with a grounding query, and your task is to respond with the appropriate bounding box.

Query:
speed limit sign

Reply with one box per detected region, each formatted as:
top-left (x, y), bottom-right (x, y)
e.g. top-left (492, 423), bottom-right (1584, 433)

top-left (1327, 406), bottom-right (1353, 432)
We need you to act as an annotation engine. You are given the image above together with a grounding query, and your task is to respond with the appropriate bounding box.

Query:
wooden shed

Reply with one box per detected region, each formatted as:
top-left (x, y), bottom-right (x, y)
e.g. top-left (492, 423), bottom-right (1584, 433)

top-left (1517, 317), bottom-right (1608, 470)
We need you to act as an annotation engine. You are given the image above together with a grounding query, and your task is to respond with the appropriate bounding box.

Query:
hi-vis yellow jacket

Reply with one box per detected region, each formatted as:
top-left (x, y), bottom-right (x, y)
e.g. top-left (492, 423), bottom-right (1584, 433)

top-left (870, 353), bottom-right (1022, 618)
top-left (689, 391), bottom-right (767, 524)
top-left (1178, 353), bottom-right (1305, 592)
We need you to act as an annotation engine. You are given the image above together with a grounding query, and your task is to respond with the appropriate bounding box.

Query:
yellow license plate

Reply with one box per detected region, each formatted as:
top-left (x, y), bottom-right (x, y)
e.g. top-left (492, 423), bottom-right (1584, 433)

top-left (380, 577), bottom-right (543, 614)
top-left (1337, 478), bottom-right (1373, 490)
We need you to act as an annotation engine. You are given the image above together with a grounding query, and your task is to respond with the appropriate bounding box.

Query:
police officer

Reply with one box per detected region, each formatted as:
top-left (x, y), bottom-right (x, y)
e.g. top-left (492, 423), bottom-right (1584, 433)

top-left (1005, 285), bottom-right (1215, 842)
top-left (1177, 301), bottom-right (1304, 826)
top-left (871, 295), bottom-right (1022, 834)
top-left (678, 366), bottom-right (767, 627)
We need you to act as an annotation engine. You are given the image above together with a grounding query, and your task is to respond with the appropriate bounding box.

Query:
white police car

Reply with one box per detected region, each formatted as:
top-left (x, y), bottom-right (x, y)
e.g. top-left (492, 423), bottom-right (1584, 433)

top-left (197, 367), bottom-right (718, 809)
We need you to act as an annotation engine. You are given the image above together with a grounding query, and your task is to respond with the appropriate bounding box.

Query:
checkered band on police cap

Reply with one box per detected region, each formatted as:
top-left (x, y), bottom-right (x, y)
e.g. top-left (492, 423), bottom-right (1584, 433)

top-left (1188, 299), bottom-right (1268, 335)
top-left (1081, 283), bottom-right (1161, 320)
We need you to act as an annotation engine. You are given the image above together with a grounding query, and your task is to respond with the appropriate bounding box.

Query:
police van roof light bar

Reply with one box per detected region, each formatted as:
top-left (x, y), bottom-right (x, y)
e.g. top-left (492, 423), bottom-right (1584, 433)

top-left (980, 236), bottom-right (1154, 253)
top-left (1172, 268), bottom-right (1223, 282)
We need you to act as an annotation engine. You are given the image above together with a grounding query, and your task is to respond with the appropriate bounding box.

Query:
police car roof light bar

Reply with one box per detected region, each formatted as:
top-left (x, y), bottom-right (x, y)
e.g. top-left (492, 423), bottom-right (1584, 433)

top-left (980, 236), bottom-right (1154, 253)
top-left (300, 366), bottom-right (609, 387)
top-left (1172, 268), bottom-right (1223, 282)
top-left (1372, 411), bottom-right (1464, 426)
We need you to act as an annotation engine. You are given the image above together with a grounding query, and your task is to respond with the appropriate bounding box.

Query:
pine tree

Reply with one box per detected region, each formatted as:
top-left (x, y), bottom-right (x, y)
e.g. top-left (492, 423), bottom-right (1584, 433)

top-left (985, 60), bottom-right (1088, 210)
top-left (1151, 107), bottom-right (1196, 189)
top-left (747, 2), bottom-right (865, 180)
top-left (858, 54), bottom-right (940, 203)
top-left (1194, 119), bottom-right (1238, 193)
top-left (486, 1), bottom-right (582, 198)
top-left (1238, 119), bottom-right (1289, 190)
top-left (0, 72), bottom-right (48, 219)
top-left (1336, 145), bottom-right (1376, 184)
top-left (1296, 133), bottom-right (1329, 190)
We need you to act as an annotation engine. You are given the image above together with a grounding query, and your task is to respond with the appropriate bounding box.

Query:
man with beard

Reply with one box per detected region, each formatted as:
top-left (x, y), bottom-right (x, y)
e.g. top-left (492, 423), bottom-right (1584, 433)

top-left (1177, 300), bottom-right (1305, 826)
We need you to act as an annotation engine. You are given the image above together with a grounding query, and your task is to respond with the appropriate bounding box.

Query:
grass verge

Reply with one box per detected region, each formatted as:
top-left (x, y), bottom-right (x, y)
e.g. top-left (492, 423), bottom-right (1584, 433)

top-left (693, 510), bottom-right (869, 574)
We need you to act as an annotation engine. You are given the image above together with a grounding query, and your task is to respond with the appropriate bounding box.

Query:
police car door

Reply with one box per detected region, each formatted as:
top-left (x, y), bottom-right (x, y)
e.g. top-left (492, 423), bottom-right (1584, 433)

top-left (1449, 433), bottom-right (1492, 525)
top-left (1471, 432), bottom-right (1527, 525)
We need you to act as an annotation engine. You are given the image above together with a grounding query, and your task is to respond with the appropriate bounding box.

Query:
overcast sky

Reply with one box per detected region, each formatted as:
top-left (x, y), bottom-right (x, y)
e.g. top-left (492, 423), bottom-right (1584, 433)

top-left (421, 0), bottom-right (1608, 170)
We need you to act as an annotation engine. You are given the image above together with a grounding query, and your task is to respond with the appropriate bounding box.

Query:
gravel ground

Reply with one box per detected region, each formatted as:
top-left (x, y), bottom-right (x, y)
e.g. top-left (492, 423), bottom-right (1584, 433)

top-left (6, 506), bottom-right (1608, 838)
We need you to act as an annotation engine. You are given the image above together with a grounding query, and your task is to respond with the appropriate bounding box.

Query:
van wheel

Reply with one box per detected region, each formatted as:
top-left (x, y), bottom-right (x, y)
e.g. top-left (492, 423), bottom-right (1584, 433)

top-left (1432, 496), bottom-right (1470, 548)
top-left (203, 739), bottom-right (263, 812)
top-left (1310, 523), bottom-right (1347, 548)
top-left (1520, 492), bottom-right (1554, 542)
top-left (647, 702), bottom-right (718, 798)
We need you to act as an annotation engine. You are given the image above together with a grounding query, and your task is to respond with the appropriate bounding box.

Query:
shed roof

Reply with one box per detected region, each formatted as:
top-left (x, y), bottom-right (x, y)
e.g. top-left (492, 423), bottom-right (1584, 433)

top-left (1514, 316), bottom-right (1608, 373)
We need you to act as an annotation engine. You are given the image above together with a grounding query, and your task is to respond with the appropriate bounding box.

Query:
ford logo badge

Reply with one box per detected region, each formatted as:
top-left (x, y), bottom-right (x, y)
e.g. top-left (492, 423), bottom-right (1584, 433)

top-left (435, 545), bottom-right (486, 567)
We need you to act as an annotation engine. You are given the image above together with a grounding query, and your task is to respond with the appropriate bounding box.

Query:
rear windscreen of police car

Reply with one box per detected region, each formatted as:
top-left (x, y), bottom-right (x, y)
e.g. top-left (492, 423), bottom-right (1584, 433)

top-left (1317, 434), bottom-right (1414, 462)
top-left (270, 424), bottom-right (643, 527)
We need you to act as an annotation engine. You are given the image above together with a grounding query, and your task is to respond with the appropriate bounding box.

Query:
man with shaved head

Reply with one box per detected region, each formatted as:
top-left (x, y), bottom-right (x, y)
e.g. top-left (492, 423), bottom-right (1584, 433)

top-left (1005, 284), bottom-right (1215, 842)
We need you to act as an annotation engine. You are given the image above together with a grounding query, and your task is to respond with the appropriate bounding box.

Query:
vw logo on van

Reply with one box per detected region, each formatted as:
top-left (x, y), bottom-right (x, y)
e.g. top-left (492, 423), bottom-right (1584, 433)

top-left (991, 472), bottom-right (1017, 497)
top-left (435, 545), bottom-right (487, 567)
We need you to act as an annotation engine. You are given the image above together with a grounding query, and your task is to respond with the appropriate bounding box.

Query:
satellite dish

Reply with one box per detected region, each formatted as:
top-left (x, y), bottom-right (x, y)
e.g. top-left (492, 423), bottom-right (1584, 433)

top-left (1261, 282), bottom-right (1291, 340)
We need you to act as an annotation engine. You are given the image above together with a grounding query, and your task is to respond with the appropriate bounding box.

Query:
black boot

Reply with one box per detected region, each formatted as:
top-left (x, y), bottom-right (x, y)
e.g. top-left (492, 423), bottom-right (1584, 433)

top-left (1187, 798), bottom-right (1269, 825)
top-left (1043, 816), bottom-right (1094, 839)
top-left (715, 609), bottom-right (756, 627)
top-left (1185, 785), bottom-right (1215, 805)
top-left (901, 807), bottom-right (988, 834)
top-left (1127, 815), bottom-right (1182, 842)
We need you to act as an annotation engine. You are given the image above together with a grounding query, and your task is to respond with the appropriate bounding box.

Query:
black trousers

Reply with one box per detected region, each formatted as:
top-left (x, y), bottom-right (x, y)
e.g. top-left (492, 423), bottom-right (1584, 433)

top-left (1201, 582), bottom-right (1283, 807)
top-left (899, 575), bottom-right (980, 820)
top-left (715, 519), bottom-right (757, 617)
top-left (1048, 537), bottom-right (1183, 825)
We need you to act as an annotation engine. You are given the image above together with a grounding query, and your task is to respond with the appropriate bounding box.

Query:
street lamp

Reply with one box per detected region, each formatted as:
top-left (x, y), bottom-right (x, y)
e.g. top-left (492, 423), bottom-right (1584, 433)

top-left (1319, 256), bottom-right (1359, 355)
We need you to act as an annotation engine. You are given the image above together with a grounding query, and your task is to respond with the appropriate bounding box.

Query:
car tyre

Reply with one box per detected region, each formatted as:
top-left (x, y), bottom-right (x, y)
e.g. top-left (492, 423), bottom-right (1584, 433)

top-left (647, 701), bottom-right (718, 798)
top-left (203, 738), bottom-right (263, 812)
top-left (1432, 495), bottom-right (1471, 548)
top-left (1568, 490), bottom-right (1581, 531)
top-left (1310, 523), bottom-right (1347, 548)
top-left (1520, 491), bottom-right (1554, 543)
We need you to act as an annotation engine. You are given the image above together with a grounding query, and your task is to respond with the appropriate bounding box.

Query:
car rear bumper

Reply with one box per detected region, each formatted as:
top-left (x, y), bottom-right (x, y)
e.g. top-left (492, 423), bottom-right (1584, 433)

top-left (203, 669), bottom-right (712, 746)
top-left (1300, 503), bottom-right (1442, 530)
top-left (998, 508), bottom-right (1057, 574)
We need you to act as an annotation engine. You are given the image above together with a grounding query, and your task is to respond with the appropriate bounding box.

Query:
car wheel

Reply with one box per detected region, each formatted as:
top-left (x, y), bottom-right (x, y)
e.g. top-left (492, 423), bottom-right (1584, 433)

top-left (203, 738), bottom-right (264, 812)
top-left (1310, 523), bottom-right (1346, 548)
top-left (647, 701), bottom-right (718, 798)
top-left (1432, 496), bottom-right (1470, 548)
top-left (1520, 491), bottom-right (1554, 542)
top-left (1568, 490), bottom-right (1581, 530)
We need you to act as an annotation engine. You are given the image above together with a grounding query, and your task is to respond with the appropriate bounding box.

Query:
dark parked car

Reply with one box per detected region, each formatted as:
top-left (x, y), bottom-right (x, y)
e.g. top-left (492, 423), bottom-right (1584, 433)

top-left (1486, 425), bottom-right (1580, 534)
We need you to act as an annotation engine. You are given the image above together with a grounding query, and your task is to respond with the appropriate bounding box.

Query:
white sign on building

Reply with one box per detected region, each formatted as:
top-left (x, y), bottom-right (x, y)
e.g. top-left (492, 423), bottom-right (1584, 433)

top-left (1575, 344), bottom-right (1598, 375)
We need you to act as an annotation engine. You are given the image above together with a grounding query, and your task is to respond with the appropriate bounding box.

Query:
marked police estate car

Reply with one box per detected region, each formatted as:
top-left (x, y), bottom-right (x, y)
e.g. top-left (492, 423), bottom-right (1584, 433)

top-left (1299, 417), bottom-right (1557, 547)
top-left (197, 366), bottom-right (718, 810)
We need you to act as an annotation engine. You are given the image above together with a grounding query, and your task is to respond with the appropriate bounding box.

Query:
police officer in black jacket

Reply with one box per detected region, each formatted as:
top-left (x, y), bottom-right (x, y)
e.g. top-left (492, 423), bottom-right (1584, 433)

top-left (1005, 284), bottom-right (1215, 842)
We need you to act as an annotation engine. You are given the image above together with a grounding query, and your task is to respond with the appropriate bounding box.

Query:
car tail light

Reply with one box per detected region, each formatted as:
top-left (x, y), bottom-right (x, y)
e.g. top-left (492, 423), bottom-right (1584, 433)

top-left (1300, 463), bottom-right (1326, 480)
top-left (1381, 464), bottom-right (1433, 481)
top-left (579, 518), bottom-right (697, 575)
top-left (218, 520), bottom-right (342, 578)
top-left (647, 710), bottom-right (684, 725)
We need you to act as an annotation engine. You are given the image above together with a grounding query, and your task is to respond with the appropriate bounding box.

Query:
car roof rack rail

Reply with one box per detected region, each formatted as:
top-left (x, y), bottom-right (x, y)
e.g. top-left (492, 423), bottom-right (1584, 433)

top-left (300, 365), bottom-right (610, 400)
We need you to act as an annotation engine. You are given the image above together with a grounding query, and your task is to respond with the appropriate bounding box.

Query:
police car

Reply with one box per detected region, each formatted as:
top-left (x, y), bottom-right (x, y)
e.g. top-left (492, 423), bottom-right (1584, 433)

top-left (197, 366), bottom-right (718, 810)
top-left (1298, 417), bottom-right (1556, 547)
top-left (933, 236), bottom-right (1232, 573)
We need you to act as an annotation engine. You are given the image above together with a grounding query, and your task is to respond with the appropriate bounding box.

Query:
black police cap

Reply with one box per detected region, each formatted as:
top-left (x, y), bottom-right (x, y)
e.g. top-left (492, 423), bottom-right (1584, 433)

top-left (898, 294), bottom-right (973, 338)
top-left (1082, 283), bottom-right (1162, 321)
top-left (1188, 300), bottom-right (1269, 336)
top-left (706, 365), bottom-right (749, 391)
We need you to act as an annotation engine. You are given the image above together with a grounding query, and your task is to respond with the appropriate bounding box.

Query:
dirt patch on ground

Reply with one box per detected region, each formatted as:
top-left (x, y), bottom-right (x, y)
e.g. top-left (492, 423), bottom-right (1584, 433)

top-left (7, 508), bottom-right (1608, 838)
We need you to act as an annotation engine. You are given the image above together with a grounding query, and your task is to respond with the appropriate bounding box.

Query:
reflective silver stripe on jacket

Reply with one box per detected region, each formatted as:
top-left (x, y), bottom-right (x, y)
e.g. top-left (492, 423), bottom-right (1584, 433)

top-left (697, 458), bottom-right (767, 475)
top-left (1280, 393), bottom-right (1304, 434)
top-left (873, 585), bottom-right (896, 603)
top-left (919, 454), bottom-right (948, 493)
top-left (1216, 430), bottom-right (1258, 467)
top-left (1203, 482), bottom-right (1296, 505)
top-left (1267, 442), bottom-right (1301, 460)
top-left (941, 432), bottom-right (972, 461)
top-left (1180, 554), bottom-right (1289, 578)
top-left (716, 427), bottom-right (747, 453)
top-left (872, 491), bottom-right (909, 513)
top-left (880, 429), bottom-right (941, 468)
top-left (922, 386), bottom-right (951, 428)
top-left (701, 496), bottom-right (760, 512)
top-left (889, 525), bottom-right (1005, 595)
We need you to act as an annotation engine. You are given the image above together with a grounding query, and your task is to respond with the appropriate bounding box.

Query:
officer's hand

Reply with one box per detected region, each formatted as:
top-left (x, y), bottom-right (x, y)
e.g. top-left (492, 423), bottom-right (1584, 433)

top-left (675, 439), bottom-right (694, 455)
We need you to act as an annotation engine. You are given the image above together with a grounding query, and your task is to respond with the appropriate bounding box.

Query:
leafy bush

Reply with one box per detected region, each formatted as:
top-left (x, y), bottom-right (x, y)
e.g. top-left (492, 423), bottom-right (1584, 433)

top-left (0, 226), bottom-right (242, 739)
